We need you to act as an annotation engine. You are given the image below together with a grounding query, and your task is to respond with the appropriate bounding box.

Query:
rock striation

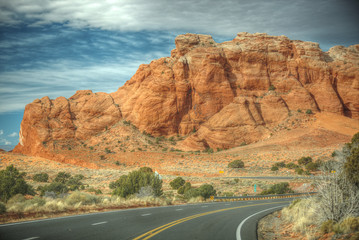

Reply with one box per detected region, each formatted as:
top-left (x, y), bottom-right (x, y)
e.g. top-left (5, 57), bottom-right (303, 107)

top-left (14, 32), bottom-right (359, 156)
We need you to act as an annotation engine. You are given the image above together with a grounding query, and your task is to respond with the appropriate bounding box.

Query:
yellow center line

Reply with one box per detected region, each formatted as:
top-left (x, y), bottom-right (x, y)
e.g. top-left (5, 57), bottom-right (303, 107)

top-left (133, 201), bottom-right (290, 240)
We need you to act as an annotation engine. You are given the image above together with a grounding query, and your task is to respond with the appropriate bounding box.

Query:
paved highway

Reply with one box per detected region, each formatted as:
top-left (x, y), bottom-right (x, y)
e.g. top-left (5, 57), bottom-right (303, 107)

top-left (0, 198), bottom-right (291, 240)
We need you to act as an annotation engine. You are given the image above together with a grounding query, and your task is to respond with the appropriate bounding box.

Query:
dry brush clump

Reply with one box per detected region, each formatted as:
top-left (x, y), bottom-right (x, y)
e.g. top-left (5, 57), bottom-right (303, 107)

top-left (282, 132), bottom-right (359, 238)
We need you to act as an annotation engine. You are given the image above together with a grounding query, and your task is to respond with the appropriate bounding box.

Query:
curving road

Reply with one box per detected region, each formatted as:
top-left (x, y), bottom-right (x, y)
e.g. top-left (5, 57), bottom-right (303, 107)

top-left (0, 198), bottom-right (292, 240)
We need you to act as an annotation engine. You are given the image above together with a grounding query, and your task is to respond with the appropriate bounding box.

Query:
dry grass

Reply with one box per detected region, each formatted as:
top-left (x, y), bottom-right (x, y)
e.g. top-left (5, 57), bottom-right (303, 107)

top-left (281, 197), bottom-right (320, 239)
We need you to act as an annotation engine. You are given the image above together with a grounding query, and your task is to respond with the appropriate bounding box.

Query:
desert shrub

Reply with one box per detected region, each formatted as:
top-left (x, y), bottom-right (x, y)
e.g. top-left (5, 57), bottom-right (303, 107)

top-left (184, 188), bottom-right (200, 199)
top-left (0, 202), bottom-right (6, 214)
top-left (221, 192), bottom-right (234, 197)
top-left (338, 216), bottom-right (359, 234)
top-left (274, 162), bottom-right (286, 168)
top-left (228, 160), bottom-right (244, 168)
top-left (260, 182), bottom-right (294, 195)
top-left (39, 182), bottom-right (68, 196)
top-left (0, 165), bottom-right (35, 202)
top-left (32, 173), bottom-right (49, 182)
top-left (177, 182), bottom-right (191, 195)
top-left (198, 184), bottom-right (216, 199)
top-left (65, 175), bottom-right (84, 191)
top-left (298, 157), bottom-right (313, 165)
top-left (306, 109), bottom-right (313, 114)
top-left (170, 177), bottom-right (185, 190)
top-left (54, 172), bottom-right (71, 184)
top-left (285, 162), bottom-right (298, 169)
top-left (87, 187), bottom-right (102, 195)
top-left (315, 134), bottom-right (359, 223)
top-left (111, 169), bottom-right (162, 198)
top-left (65, 191), bottom-right (99, 206)
top-left (271, 166), bottom-right (279, 171)
top-left (139, 167), bottom-right (153, 173)
top-left (320, 220), bottom-right (335, 233)
top-left (305, 162), bottom-right (319, 171)
top-left (295, 168), bottom-right (304, 175)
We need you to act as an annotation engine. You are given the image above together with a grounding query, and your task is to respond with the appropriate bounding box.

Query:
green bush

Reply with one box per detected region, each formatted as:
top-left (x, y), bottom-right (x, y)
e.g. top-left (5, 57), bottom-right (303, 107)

top-left (184, 188), bottom-right (200, 199)
top-left (0, 202), bottom-right (6, 214)
top-left (111, 169), bottom-right (162, 198)
top-left (306, 109), bottom-right (313, 114)
top-left (285, 162), bottom-right (298, 169)
top-left (274, 162), bottom-right (286, 168)
top-left (65, 191), bottom-right (99, 206)
top-left (298, 157), bottom-right (313, 165)
top-left (38, 182), bottom-right (68, 196)
top-left (295, 168), bottom-right (304, 175)
top-left (65, 175), bottom-right (84, 191)
top-left (198, 184), bottom-right (216, 199)
top-left (139, 167), bottom-right (153, 173)
top-left (305, 162), bottom-right (319, 171)
top-left (170, 177), bottom-right (185, 190)
top-left (0, 165), bottom-right (35, 202)
top-left (228, 160), bottom-right (244, 168)
top-left (177, 182), bottom-right (191, 194)
top-left (54, 172), bottom-right (71, 184)
top-left (32, 173), bottom-right (49, 182)
top-left (271, 166), bottom-right (279, 171)
top-left (260, 182), bottom-right (294, 195)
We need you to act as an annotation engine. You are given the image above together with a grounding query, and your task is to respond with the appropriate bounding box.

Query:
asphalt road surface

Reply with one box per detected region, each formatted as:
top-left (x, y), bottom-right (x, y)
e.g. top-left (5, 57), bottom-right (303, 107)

top-left (0, 198), bottom-right (292, 240)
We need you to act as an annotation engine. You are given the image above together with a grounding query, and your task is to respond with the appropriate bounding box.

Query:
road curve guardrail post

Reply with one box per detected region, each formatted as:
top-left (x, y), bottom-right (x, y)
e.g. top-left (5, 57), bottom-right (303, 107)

top-left (211, 192), bottom-right (317, 202)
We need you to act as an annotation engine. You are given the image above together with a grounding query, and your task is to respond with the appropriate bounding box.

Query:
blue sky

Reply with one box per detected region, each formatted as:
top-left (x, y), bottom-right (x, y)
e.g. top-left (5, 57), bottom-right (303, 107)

top-left (0, 0), bottom-right (358, 147)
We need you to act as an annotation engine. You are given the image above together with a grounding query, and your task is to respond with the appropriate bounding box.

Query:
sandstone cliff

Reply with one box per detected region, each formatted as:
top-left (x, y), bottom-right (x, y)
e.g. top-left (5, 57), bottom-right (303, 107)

top-left (14, 32), bottom-right (359, 156)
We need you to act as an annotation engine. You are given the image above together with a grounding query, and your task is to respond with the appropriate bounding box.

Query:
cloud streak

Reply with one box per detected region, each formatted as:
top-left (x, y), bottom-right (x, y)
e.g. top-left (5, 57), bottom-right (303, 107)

top-left (0, 0), bottom-right (358, 47)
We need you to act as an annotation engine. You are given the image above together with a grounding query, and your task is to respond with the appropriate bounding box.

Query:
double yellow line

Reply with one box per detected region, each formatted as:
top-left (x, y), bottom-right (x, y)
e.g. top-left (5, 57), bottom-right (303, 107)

top-left (133, 201), bottom-right (290, 240)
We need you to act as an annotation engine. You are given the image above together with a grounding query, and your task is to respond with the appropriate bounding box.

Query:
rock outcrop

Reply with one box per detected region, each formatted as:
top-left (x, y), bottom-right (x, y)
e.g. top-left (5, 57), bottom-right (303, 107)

top-left (14, 32), bottom-right (359, 156)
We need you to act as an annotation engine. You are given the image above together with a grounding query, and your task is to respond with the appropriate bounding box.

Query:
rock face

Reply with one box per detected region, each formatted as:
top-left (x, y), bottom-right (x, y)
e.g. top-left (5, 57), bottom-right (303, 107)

top-left (14, 32), bottom-right (359, 156)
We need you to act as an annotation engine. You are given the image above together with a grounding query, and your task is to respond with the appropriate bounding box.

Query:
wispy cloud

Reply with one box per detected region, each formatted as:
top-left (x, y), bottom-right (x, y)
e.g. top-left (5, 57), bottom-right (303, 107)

top-left (0, 129), bottom-right (3, 135)
top-left (0, 138), bottom-right (12, 145)
top-left (8, 132), bottom-right (17, 137)
top-left (0, 0), bottom-right (358, 47)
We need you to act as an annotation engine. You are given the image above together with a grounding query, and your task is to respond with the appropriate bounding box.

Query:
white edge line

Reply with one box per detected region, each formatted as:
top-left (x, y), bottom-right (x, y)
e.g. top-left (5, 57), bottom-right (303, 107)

top-left (91, 221), bottom-right (107, 226)
top-left (236, 205), bottom-right (286, 240)
top-left (175, 209), bottom-right (183, 211)
top-left (22, 237), bottom-right (39, 240)
top-left (141, 213), bottom-right (152, 216)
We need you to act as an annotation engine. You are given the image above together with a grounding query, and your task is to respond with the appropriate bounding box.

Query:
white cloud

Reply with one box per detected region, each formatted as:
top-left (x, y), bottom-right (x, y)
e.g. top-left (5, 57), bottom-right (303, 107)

top-left (0, 138), bottom-right (11, 145)
top-left (0, 58), bottom-right (157, 113)
top-left (0, 129), bottom-right (3, 135)
top-left (8, 132), bottom-right (17, 137)
top-left (0, 0), bottom-right (358, 41)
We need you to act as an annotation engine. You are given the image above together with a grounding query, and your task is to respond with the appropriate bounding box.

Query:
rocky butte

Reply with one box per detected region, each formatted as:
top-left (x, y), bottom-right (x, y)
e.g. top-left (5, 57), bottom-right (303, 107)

top-left (13, 32), bottom-right (359, 159)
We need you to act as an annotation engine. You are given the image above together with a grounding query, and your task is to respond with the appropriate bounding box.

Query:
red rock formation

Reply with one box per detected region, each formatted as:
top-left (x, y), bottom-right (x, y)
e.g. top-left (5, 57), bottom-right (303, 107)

top-left (14, 33), bottom-right (359, 155)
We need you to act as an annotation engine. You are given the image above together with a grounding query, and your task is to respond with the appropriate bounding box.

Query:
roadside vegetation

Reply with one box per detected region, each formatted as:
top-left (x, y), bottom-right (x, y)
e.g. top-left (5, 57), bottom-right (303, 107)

top-left (0, 165), bottom-right (218, 223)
top-left (279, 132), bottom-right (359, 239)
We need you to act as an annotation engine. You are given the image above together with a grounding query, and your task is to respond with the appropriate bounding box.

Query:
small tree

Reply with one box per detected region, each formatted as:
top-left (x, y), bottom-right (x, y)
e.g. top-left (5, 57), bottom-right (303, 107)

top-left (170, 177), bottom-right (185, 190)
top-left (0, 165), bottom-right (34, 202)
top-left (111, 169), bottom-right (162, 198)
top-left (32, 173), bottom-right (49, 182)
top-left (298, 157), bottom-right (312, 166)
top-left (198, 184), bottom-right (216, 199)
top-left (271, 166), bottom-right (279, 171)
top-left (54, 172), bottom-right (71, 184)
top-left (260, 182), bottom-right (294, 195)
top-left (228, 160), bottom-right (244, 168)
top-left (177, 182), bottom-right (191, 195)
